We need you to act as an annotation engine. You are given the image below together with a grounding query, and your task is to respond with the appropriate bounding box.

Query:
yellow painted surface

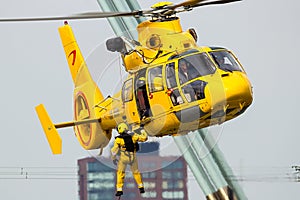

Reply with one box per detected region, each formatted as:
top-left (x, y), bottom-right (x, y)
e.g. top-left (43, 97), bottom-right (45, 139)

top-left (35, 104), bottom-right (62, 154)
top-left (37, 18), bottom-right (253, 154)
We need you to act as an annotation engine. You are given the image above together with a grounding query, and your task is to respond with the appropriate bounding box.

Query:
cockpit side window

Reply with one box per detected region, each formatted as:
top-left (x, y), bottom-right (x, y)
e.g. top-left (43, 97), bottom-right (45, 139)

top-left (148, 66), bottom-right (164, 93)
top-left (178, 53), bottom-right (215, 82)
top-left (122, 78), bottom-right (133, 102)
top-left (166, 62), bottom-right (184, 106)
top-left (176, 53), bottom-right (211, 103)
top-left (166, 62), bottom-right (177, 89)
top-left (210, 51), bottom-right (244, 72)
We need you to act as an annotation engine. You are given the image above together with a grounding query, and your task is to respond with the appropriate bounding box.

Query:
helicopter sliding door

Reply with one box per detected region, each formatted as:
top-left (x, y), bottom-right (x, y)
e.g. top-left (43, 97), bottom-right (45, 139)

top-left (177, 53), bottom-right (214, 103)
top-left (165, 62), bottom-right (185, 106)
top-left (145, 64), bottom-right (181, 135)
top-left (146, 65), bottom-right (166, 117)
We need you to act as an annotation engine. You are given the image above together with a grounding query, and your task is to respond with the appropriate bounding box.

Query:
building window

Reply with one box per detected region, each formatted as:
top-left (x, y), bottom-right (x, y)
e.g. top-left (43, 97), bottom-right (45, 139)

top-left (162, 180), bottom-right (184, 189)
top-left (143, 191), bottom-right (157, 198)
top-left (144, 181), bottom-right (156, 189)
top-left (142, 172), bottom-right (157, 179)
top-left (162, 160), bottom-right (183, 169)
top-left (87, 181), bottom-right (114, 191)
top-left (124, 192), bottom-right (136, 199)
top-left (173, 171), bottom-right (183, 179)
top-left (87, 162), bottom-right (111, 172)
top-left (87, 172), bottom-right (114, 181)
top-left (162, 171), bottom-right (172, 179)
top-left (125, 171), bottom-right (133, 178)
top-left (88, 191), bottom-right (112, 200)
top-left (140, 162), bottom-right (156, 169)
top-left (126, 182), bottom-right (135, 189)
top-left (162, 191), bottom-right (184, 199)
top-left (175, 180), bottom-right (184, 189)
top-left (88, 193), bottom-right (99, 200)
top-left (162, 181), bottom-right (169, 189)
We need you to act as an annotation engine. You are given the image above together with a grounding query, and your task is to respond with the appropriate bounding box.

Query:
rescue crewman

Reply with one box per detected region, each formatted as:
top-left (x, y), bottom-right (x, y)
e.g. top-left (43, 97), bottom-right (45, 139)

top-left (111, 122), bottom-right (148, 197)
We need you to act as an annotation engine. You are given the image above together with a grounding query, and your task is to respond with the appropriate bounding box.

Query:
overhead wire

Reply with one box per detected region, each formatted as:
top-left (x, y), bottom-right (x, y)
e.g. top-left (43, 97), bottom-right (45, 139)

top-left (0, 167), bottom-right (78, 180)
top-left (187, 165), bottom-right (300, 183)
top-left (0, 166), bottom-right (299, 182)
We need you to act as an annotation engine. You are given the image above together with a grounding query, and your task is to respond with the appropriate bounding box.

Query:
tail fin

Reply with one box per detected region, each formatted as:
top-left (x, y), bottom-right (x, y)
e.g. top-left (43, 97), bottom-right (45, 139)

top-left (57, 22), bottom-right (108, 150)
top-left (35, 104), bottom-right (62, 154)
top-left (58, 22), bottom-right (92, 86)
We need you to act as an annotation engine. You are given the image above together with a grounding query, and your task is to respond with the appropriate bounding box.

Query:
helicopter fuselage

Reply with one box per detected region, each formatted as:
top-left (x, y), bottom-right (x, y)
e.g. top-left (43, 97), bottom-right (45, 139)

top-left (35, 16), bottom-right (253, 153)
top-left (71, 17), bottom-right (253, 150)
top-left (112, 46), bottom-right (253, 137)
top-left (101, 17), bottom-right (253, 136)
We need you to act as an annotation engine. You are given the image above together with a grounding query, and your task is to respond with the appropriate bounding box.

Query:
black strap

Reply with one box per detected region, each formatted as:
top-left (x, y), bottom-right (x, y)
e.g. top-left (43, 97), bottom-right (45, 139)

top-left (116, 132), bottom-right (139, 152)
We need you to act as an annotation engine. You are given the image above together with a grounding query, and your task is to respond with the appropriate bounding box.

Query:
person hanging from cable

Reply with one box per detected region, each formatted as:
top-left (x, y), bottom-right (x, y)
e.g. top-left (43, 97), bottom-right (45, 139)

top-left (111, 122), bottom-right (148, 197)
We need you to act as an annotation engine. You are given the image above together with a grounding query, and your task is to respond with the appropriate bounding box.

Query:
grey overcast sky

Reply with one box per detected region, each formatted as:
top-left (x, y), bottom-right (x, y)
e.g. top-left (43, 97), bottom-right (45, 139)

top-left (0, 0), bottom-right (299, 199)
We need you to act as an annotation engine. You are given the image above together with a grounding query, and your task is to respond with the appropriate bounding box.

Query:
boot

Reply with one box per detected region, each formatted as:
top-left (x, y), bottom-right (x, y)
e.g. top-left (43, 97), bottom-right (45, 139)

top-left (115, 191), bottom-right (123, 196)
top-left (139, 187), bottom-right (145, 194)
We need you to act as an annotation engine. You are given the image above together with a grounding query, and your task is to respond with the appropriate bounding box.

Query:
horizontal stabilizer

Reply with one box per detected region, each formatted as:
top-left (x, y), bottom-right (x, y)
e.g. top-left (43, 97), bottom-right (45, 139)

top-left (35, 104), bottom-right (62, 154)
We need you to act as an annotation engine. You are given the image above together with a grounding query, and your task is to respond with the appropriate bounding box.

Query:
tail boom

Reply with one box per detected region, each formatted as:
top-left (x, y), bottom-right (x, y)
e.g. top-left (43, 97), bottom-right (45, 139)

top-left (36, 104), bottom-right (110, 154)
top-left (36, 23), bottom-right (117, 154)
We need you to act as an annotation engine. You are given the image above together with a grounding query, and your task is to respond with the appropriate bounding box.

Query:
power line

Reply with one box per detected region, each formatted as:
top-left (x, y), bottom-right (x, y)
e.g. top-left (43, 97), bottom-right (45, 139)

top-left (0, 166), bottom-right (78, 180)
top-left (0, 166), bottom-right (299, 182)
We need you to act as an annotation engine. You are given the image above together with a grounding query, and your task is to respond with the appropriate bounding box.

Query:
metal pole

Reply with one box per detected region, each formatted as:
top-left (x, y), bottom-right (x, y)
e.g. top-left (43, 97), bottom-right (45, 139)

top-left (110, 0), bottom-right (139, 39)
top-left (97, 0), bottom-right (126, 38)
top-left (187, 132), bottom-right (232, 200)
top-left (97, 0), bottom-right (145, 40)
top-left (173, 135), bottom-right (218, 199)
top-left (199, 129), bottom-right (248, 200)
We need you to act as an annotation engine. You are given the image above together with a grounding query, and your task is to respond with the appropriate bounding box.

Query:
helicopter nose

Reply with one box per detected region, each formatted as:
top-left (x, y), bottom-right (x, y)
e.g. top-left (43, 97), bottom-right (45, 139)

top-left (221, 72), bottom-right (253, 108)
top-left (203, 72), bottom-right (253, 116)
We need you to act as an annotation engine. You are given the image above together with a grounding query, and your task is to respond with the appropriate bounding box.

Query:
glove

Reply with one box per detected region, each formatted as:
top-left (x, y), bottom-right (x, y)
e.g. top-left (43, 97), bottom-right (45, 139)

top-left (134, 127), bottom-right (144, 135)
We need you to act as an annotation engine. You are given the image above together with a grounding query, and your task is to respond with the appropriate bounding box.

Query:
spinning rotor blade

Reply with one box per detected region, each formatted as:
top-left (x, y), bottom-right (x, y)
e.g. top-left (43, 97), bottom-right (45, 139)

top-left (169, 0), bottom-right (207, 9)
top-left (191, 0), bottom-right (242, 8)
top-left (152, 0), bottom-right (242, 17)
top-left (168, 0), bottom-right (241, 9)
top-left (0, 0), bottom-right (241, 22)
top-left (0, 11), bottom-right (142, 22)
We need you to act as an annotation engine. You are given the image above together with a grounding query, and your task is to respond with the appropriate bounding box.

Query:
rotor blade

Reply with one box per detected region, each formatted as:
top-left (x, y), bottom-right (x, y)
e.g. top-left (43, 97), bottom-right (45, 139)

top-left (0, 0), bottom-right (242, 22)
top-left (0, 11), bottom-right (142, 22)
top-left (192, 0), bottom-right (242, 8)
top-left (169, 0), bottom-right (241, 10)
top-left (169, 0), bottom-right (207, 9)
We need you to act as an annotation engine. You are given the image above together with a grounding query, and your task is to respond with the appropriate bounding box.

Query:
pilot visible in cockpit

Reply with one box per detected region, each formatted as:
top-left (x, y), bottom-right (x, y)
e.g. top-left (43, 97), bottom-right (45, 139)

top-left (179, 59), bottom-right (190, 81)
top-left (214, 55), bottom-right (233, 72)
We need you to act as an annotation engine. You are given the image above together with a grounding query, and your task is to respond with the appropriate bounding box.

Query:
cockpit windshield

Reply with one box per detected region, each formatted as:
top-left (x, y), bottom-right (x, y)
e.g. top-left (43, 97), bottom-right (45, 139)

top-left (209, 50), bottom-right (244, 72)
top-left (178, 53), bottom-right (215, 83)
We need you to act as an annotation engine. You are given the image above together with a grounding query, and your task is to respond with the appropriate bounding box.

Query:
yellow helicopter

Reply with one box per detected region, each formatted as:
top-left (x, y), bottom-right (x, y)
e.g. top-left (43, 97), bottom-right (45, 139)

top-left (0, 0), bottom-right (253, 154)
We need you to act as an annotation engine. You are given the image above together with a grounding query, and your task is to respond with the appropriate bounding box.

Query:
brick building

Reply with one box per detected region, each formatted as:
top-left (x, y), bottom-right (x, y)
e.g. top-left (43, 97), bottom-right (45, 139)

top-left (78, 142), bottom-right (188, 200)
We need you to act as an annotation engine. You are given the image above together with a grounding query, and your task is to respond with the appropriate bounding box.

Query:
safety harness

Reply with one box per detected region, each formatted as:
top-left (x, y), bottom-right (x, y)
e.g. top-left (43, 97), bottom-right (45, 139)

top-left (116, 131), bottom-right (139, 152)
